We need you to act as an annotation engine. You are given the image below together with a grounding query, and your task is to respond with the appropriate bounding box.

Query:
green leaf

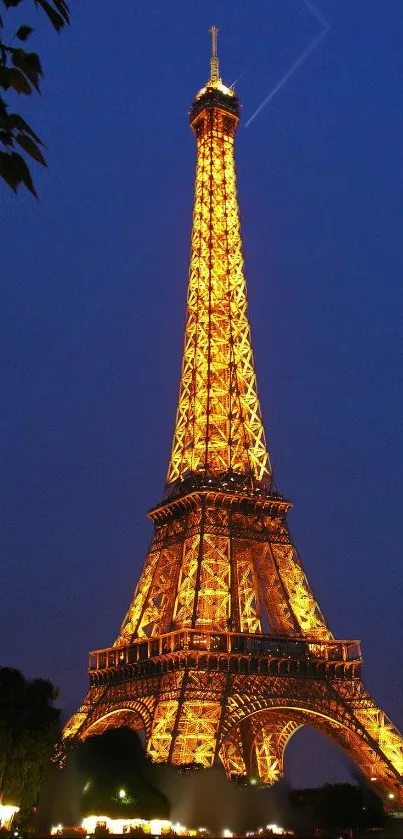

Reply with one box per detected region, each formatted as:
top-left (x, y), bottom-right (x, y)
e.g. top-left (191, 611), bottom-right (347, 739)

top-left (2, 0), bottom-right (25, 8)
top-left (0, 66), bottom-right (32, 95)
top-left (16, 132), bottom-right (47, 165)
top-left (34, 0), bottom-right (69, 32)
top-left (52, 0), bottom-right (70, 24)
top-left (0, 129), bottom-right (13, 145)
top-left (0, 150), bottom-right (36, 194)
top-left (8, 67), bottom-right (32, 95)
top-left (12, 50), bottom-right (43, 91)
top-left (0, 66), bottom-right (12, 91)
top-left (18, 157), bottom-right (38, 196)
top-left (16, 25), bottom-right (34, 42)
top-left (8, 113), bottom-right (43, 144)
top-left (52, 0), bottom-right (70, 23)
top-left (57, 0), bottom-right (70, 16)
top-left (0, 95), bottom-right (7, 118)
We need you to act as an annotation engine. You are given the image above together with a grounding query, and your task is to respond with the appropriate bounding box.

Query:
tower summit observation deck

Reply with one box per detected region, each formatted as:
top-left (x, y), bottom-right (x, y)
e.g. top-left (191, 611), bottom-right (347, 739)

top-left (64, 29), bottom-right (403, 808)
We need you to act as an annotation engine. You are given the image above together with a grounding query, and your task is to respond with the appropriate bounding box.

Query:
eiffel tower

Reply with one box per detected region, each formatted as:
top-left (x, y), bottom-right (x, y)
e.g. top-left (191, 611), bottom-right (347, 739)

top-left (64, 29), bottom-right (403, 809)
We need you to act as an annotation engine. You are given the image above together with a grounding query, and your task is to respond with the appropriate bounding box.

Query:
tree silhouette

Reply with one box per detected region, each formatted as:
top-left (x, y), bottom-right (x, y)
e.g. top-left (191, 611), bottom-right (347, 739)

top-left (0, 0), bottom-right (69, 196)
top-left (0, 666), bottom-right (61, 823)
top-left (75, 728), bottom-right (170, 820)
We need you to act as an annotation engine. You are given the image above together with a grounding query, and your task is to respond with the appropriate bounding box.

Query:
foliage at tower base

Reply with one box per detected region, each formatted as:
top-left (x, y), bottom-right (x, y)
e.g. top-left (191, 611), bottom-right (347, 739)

top-left (0, 666), bottom-right (61, 827)
top-left (0, 0), bottom-right (69, 197)
top-left (289, 783), bottom-right (385, 834)
top-left (75, 728), bottom-right (170, 820)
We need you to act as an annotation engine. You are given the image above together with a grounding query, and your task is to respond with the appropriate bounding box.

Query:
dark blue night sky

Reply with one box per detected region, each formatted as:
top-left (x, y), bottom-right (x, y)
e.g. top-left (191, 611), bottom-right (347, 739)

top-left (1, 1), bottom-right (403, 788)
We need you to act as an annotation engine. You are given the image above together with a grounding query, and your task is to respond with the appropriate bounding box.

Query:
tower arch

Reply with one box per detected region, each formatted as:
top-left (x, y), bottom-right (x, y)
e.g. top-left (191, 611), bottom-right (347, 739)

top-left (83, 708), bottom-right (147, 739)
top-left (64, 691), bottom-right (154, 741)
top-left (220, 700), bottom-right (403, 805)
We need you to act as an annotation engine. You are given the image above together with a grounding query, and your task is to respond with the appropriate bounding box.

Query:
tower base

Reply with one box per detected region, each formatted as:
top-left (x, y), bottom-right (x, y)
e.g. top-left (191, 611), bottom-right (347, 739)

top-left (64, 629), bottom-right (403, 811)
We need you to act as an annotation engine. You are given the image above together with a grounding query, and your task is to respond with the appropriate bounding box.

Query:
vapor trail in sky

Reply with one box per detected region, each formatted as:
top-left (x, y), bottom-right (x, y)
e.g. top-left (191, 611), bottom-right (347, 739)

top-left (245, 0), bottom-right (330, 128)
top-left (229, 71), bottom-right (245, 90)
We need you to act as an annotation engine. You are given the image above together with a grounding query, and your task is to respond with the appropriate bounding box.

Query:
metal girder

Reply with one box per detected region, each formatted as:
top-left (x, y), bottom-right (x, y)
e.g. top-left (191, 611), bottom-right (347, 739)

top-left (113, 492), bottom-right (332, 641)
top-left (64, 667), bottom-right (403, 808)
top-left (166, 93), bottom-right (270, 487)
top-left (64, 55), bottom-right (403, 814)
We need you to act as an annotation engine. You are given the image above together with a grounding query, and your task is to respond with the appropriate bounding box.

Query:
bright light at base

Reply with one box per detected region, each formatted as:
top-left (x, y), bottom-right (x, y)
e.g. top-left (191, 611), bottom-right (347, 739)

top-left (388, 793), bottom-right (395, 799)
top-left (80, 815), bottom-right (182, 836)
top-left (0, 805), bottom-right (20, 831)
top-left (55, 816), bottom-right (289, 837)
top-left (118, 788), bottom-right (126, 799)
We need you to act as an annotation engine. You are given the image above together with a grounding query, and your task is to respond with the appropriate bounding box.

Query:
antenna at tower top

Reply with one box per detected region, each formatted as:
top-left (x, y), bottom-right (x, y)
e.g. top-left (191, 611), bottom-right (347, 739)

top-left (209, 25), bottom-right (220, 83)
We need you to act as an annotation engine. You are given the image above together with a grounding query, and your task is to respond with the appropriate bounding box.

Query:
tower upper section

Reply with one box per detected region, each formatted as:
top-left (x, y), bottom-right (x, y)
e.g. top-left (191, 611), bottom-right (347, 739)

top-left (167, 29), bottom-right (272, 492)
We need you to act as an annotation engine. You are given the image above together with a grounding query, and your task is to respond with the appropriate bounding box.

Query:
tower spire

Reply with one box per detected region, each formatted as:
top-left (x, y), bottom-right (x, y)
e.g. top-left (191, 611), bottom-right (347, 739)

top-left (209, 25), bottom-right (220, 83)
top-left (167, 37), bottom-right (271, 491)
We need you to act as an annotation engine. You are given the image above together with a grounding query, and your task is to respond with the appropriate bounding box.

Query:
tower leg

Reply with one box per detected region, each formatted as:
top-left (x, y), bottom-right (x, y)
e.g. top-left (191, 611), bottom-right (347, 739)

top-left (220, 676), bottom-right (403, 809)
top-left (219, 716), bottom-right (300, 786)
top-left (219, 725), bottom-right (247, 780)
top-left (250, 719), bottom-right (301, 785)
top-left (147, 698), bottom-right (222, 769)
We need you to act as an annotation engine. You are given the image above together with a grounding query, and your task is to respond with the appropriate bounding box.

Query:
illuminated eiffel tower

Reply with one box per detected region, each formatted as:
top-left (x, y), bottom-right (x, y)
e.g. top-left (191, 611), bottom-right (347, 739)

top-left (65, 29), bottom-right (403, 808)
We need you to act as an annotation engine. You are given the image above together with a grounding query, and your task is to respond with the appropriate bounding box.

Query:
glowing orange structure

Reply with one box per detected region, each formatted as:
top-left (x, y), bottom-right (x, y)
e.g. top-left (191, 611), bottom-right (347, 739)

top-left (65, 30), bottom-right (403, 808)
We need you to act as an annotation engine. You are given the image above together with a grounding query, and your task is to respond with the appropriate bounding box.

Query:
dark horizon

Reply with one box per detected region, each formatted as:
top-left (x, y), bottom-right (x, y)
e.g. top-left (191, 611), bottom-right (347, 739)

top-left (1, 0), bottom-right (403, 790)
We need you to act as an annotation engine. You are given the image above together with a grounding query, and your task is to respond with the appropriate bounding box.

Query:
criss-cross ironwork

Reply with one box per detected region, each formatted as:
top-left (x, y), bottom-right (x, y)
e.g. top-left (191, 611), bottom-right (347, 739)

top-left (64, 31), bottom-right (403, 810)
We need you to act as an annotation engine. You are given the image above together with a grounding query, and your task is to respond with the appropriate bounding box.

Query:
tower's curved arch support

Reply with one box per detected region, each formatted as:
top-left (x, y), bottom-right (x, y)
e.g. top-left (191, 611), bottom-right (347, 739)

top-left (82, 708), bottom-right (147, 739)
top-left (220, 715), bottom-right (300, 785)
top-left (63, 688), bottom-right (155, 741)
top-left (220, 699), bottom-right (403, 807)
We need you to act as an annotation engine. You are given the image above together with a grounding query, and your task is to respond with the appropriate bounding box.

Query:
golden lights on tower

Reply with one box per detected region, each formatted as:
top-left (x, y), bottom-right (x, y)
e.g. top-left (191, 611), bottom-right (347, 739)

top-left (63, 29), bottom-right (403, 812)
top-left (167, 26), bottom-right (270, 488)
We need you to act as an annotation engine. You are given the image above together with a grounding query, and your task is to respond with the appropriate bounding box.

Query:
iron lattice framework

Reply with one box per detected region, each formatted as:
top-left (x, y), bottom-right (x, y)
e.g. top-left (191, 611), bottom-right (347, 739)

top-left (65, 30), bottom-right (403, 810)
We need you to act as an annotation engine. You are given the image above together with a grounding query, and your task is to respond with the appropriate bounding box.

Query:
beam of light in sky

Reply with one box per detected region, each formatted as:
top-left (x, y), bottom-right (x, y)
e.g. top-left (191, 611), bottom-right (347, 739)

top-left (245, 0), bottom-right (330, 128)
top-left (229, 72), bottom-right (245, 90)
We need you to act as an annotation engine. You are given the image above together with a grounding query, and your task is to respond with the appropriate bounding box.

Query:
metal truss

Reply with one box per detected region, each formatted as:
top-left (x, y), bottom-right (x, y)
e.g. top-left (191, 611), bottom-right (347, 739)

top-left (64, 657), bottom-right (403, 809)
top-left (114, 491), bottom-right (332, 643)
top-left (253, 719), bottom-right (300, 784)
top-left (64, 41), bottom-right (403, 814)
top-left (166, 77), bottom-right (271, 487)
